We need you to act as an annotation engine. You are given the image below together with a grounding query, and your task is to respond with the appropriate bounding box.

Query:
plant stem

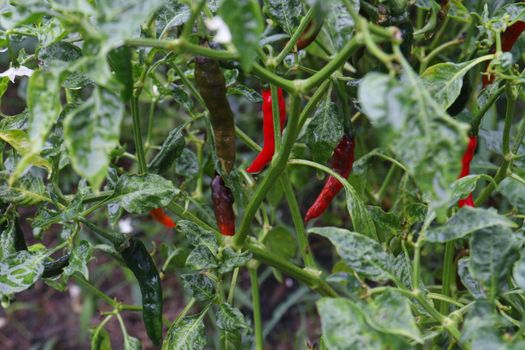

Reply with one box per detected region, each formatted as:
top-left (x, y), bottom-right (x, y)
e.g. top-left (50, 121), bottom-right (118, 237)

top-left (131, 96), bottom-right (147, 174)
top-left (246, 239), bottom-right (338, 297)
top-left (420, 38), bottom-right (463, 73)
top-left (167, 201), bottom-right (220, 235)
top-left (72, 273), bottom-right (117, 308)
top-left (502, 83), bottom-right (515, 156)
top-left (249, 267), bottom-right (264, 350)
top-left (181, 0), bottom-right (206, 39)
top-left (475, 84), bottom-right (518, 205)
top-left (124, 37), bottom-right (238, 60)
top-left (227, 267), bottom-right (239, 304)
top-left (270, 84), bottom-right (282, 152)
top-left (79, 218), bottom-right (127, 247)
top-left (470, 85), bottom-right (505, 134)
top-left (439, 241), bottom-right (455, 314)
top-left (280, 175), bottom-right (317, 269)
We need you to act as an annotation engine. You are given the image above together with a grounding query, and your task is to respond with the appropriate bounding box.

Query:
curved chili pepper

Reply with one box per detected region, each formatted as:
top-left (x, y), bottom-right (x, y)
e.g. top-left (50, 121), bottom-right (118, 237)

top-left (194, 55), bottom-right (236, 174)
top-left (211, 174), bottom-right (235, 236)
top-left (482, 21), bottom-right (525, 87)
top-left (119, 238), bottom-right (163, 345)
top-left (150, 208), bottom-right (176, 228)
top-left (458, 135), bottom-right (477, 208)
top-left (246, 88), bottom-right (286, 173)
top-left (294, 19), bottom-right (322, 51)
top-left (304, 134), bottom-right (355, 223)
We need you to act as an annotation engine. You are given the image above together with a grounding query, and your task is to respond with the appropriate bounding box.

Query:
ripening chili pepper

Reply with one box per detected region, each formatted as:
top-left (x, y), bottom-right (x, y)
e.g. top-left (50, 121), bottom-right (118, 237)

top-left (194, 55), bottom-right (236, 174)
top-left (482, 21), bottom-right (525, 87)
top-left (304, 134), bottom-right (356, 223)
top-left (246, 88), bottom-right (286, 173)
top-left (211, 174), bottom-right (235, 236)
top-left (458, 135), bottom-right (477, 208)
top-left (119, 238), bottom-right (163, 345)
top-left (150, 208), bottom-right (176, 228)
top-left (294, 19), bottom-right (323, 51)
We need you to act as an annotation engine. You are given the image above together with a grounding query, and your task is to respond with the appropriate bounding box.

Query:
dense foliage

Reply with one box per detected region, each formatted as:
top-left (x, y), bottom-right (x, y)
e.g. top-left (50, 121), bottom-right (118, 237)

top-left (1, 0), bottom-right (525, 349)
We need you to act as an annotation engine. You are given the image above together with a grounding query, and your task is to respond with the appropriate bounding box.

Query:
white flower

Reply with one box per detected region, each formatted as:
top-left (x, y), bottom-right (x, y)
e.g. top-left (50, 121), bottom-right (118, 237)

top-left (118, 217), bottom-right (133, 234)
top-left (205, 17), bottom-right (232, 44)
top-left (0, 66), bottom-right (34, 83)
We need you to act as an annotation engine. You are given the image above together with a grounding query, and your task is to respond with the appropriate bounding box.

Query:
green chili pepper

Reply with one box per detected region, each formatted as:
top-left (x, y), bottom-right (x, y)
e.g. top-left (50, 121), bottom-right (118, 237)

top-left (194, 55), bottom-right (236, 174)
top-left (42, 255), bottom-right (70, 278)
top-left (119, 238), bottom-right (163, 345)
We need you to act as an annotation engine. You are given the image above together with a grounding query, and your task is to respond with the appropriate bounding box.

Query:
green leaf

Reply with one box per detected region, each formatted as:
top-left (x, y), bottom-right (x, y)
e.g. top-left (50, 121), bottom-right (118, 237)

top-left (175, 148), bottom-right (199, 177)
top-left (113, 174), bottom-right (178, 214)
top-left (425, 207), bottom-right (517, 243)
top-left (498, 177), bottom-right (525, 212)
top-left (306, 100), bottom-right (344, 163)
top-left (219, 0), bottom-right (263, 71)
top-left (264, 0), bottom-right (302, 35)
top-left (461, 300), bottom-right (508, 348)
top-left (421, 57), bottom-right (490, 109)
top-left (186, 245), bottom-right (219, 270)
top-left (218, 248), bottom-right (252, 274)
top-left (63, 240), bottom-right (92, 279)
top-left (163, 312), bottom-right (207, 350)
top-left (325, 0), bottom-right (359, 50)
top-left (148, 125), bottom-right (186, 174)
top-left (64, 87), bottom-right (125, 190)
top-left (368, 206), bottom-right (401, 243)
top-left (27, 69), bottom-right (62, 154)
top-left (220, 330), bottom-right (242, 350)
top-left (317, 298), bottom-right (408, 350)
top-left (95, 0), bottom-right (166, 51)
top-left (217, 303), bottom-right (249, 331)
top-left (123, 334), bottom-right (141, 350)
top-left (469, 227), bottom-right (519, 298)
top-left (90, 327), bottom-right (112, 350)
top-left (0, 130), bottom-right (52, 172)
top-left (0, 76), bottom-right (9, 99)
top-left (310, 227), bottom-right (396, 282)
top-left (512, 253), bottom-right (525, 292)
top-left (345, 185), bottom-right (377, 239)
top-left (176, 221), bottom-right (219, 253)
top-left (262, 226), bottom-right (296, 260)
top-left (0, 171), bottom-right (49, 206)
top-left (181, 273), bottom-right (216, 301)
top-left (358, 69), bottom-right (469, 209)
top-left (457, 258), bottom-right (485, 299)
top-left (366, 288), bottom-right (423, 343)
top-left (0, 251), bottom-right (45, 295)
top-left (107, 46), bottom-right (133, 101)
top-left (38, 41), bottom-right (90, 89)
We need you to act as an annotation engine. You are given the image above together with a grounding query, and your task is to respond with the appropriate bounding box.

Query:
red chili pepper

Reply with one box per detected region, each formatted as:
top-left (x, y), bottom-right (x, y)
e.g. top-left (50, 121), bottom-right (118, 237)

top-left (211, 174), bottom-right (235, 236)
top-left (246, 88), bottom-right (286, 174)
top-left (458, 135), bottom-right (477, 208)
top-left (482, 21), bottom-right (525, 87)
top-left (304, 134), bottom-right (356, 223)
top-left (150, 208), bottom-right (176, 228)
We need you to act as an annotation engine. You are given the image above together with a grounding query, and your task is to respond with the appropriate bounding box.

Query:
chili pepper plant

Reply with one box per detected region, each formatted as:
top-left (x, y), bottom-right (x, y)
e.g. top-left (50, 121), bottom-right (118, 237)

top-left (1, 0), bottom-right (525, 349)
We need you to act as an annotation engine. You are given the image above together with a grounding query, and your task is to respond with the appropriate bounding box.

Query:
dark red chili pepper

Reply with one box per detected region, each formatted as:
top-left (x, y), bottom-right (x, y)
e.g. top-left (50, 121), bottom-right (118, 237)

top-left (304, 134), bottom-right (356, 223)
top-left (150, 208), bottom-right (176, 228)
top-left (294, 19), bottom-right (322, 52)
top-left (246, 88), bottom-right (286, 173)
top-left (458, 135), bottom-right (477, 208)
top-left (482, 21), bottom-right (525, 87)
top-left (211, 174), bottom-right (235, 236)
